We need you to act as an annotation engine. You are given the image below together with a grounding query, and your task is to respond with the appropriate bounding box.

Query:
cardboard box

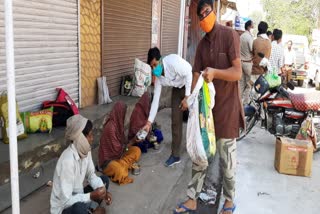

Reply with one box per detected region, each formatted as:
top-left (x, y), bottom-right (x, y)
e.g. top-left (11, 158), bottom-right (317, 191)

top-left (275, 137), bottom-right (313, 177)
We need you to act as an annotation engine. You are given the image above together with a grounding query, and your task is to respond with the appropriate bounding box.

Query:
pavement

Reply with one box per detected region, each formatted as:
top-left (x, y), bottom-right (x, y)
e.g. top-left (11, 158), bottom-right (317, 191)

top-left (1, 107), bottom-right (320, 214)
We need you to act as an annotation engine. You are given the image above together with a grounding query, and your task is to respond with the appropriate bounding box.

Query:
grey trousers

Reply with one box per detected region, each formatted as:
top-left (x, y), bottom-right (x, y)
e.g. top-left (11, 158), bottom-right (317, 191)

top-left (240, 62), bottom-right (253, 105)
top-left (187, 139), bottom-right (237, 202)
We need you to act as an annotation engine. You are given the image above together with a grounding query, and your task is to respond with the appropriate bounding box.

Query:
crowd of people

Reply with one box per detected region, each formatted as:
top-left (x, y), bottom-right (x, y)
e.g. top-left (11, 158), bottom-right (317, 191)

top-left (240, 19), bottom-right (297, 105)
top-left (47, 0), bottom-right (299, 213)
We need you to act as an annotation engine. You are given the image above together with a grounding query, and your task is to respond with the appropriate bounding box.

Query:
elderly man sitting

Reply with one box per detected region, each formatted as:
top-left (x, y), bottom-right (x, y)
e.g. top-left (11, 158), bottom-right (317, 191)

top-left (50, 115), bottom-right (112, 214)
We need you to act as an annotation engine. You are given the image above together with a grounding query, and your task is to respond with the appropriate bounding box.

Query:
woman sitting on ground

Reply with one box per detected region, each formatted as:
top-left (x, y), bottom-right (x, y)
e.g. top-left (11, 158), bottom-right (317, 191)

top-left (98, 93), bottom-right (151, 185)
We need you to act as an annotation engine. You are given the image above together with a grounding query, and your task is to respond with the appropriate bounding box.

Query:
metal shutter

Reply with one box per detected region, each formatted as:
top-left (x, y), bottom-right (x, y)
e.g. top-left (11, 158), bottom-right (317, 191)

top-left (0, 0), bottom-right (79, 112)
top-left (161, 0), bottom-right (181, 55)
top-left (102, 0), bottom-right (152, 96)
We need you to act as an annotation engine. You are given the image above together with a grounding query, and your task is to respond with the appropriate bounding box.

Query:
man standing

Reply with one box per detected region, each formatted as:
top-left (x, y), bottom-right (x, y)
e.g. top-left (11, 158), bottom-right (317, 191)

top-left (252, 21), bottom-right (272, 82)
top-left (240, 20), bottom-right (254, 105)
top-left (269, 29), bottom-right (284, 74)
top-left (284, 40), bottom-right (296, 84)
top-left (174, 0), bottom-right (244, 213)
top-left (267, 30), bottom-right (273, 41)
top-left (143, 47), bottom-right (192, 167)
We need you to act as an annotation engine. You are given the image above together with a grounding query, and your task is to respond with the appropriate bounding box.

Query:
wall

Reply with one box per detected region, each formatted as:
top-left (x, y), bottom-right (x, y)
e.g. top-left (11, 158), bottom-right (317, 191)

top-left (80, 0), bottom-right (101, 107)
top-left (152, 0), bottom-right (162, 48)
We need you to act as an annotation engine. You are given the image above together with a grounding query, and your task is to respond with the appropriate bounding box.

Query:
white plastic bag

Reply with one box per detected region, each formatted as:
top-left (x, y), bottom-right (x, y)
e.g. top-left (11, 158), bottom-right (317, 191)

top-left (130, 58), bottom-right (152, 97)
top-left (97, 76), bottom-right (112, 105)
top-left (186, 75), bottom-right (216, 167)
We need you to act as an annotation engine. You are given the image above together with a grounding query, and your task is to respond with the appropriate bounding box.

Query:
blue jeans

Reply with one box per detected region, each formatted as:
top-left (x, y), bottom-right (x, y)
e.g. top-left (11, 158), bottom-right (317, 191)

top-left (62, 176), bottom-right (109, 214)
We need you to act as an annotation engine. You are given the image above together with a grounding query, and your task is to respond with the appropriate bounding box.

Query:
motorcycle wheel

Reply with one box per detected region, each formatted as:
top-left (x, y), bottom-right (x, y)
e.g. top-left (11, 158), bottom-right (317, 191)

top-left (237, 114), bottom-right (257, 141)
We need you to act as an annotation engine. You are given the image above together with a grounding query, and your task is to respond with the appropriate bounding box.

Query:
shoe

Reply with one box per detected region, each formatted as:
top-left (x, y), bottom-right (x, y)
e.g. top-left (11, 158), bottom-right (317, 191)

top-left (165, 155), bottom-right (181, 167)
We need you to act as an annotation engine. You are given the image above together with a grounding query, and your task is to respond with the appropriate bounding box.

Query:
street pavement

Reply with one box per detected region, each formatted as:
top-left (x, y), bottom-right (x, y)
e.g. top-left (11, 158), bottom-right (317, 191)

top-left (2, 104), bottom-right (320, 214)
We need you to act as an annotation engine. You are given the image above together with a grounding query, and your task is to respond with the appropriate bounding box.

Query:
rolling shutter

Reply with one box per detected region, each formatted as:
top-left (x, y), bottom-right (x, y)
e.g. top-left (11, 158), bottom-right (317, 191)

top-left (0, 0), bottom-right (79, 111)
top-left (161, 0), bottom-right (181, 55)
top-left (102, 0), bottom-right (152, 96)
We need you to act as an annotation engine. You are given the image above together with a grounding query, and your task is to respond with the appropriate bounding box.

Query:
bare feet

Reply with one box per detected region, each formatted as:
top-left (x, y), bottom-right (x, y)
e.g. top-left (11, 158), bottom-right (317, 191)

top-left (220, 200), bottom-right (235, 214)
top-left (174, 198), bottom-right (197, 213)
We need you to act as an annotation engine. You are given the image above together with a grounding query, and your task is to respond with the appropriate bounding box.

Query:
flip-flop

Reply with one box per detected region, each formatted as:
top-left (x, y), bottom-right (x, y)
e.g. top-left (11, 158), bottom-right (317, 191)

top-left (221, 204), bottom-right (236, 213)
top-left (173, 203), bottom-right (196, 214)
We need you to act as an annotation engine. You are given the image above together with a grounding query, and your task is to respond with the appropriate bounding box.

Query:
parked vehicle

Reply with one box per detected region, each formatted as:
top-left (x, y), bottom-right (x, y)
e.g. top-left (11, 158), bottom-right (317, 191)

top-left (239, 55), bottom-right (320, 152)
top-left (283, 35), bottom-right (309, 87)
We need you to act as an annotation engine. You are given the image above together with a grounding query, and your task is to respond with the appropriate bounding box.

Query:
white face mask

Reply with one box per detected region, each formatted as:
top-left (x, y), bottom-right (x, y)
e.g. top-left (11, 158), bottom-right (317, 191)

top-left (249, 28), bottom-right (254, 35)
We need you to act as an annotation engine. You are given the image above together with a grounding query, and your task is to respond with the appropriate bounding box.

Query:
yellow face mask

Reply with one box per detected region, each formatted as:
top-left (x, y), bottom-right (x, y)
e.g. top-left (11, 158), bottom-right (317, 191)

top-left (200, 11), bottom-right (216, 33)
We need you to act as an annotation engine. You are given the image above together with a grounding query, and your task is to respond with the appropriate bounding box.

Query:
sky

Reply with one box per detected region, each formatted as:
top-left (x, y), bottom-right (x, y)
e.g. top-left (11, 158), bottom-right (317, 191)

top-left (236, 0), bottom-right (264, 17)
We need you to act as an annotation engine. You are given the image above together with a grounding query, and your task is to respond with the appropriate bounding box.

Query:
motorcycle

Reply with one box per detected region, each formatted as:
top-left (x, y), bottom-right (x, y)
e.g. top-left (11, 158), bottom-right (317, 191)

top-left (238, 54), bottom-right (320, 152)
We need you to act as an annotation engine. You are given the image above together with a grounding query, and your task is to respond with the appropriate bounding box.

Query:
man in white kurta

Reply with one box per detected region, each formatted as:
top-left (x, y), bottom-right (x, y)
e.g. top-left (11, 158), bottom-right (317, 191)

top-left (144, 47), bottom-right (192, 167)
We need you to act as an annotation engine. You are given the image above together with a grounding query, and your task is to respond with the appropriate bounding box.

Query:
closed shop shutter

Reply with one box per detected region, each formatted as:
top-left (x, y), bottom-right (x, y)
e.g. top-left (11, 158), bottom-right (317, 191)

top-left (0, 0), bottom-right (79, 111)
top-left (102, 0), bottom-right (152, 96)
top-left (161, 0), bottom-right (181, 56)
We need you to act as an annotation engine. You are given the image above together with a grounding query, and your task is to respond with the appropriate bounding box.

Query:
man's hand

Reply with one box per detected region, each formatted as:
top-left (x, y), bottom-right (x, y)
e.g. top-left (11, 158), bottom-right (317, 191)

top-left (179, 96), bottom-right (189, 111)
top-left (142, 121), bottom-right (152, 133)
top-left (202, 67), bottom-right (216, 82)
top-left (90, 187), bottom-right (106, 202)
top-left (105, 192), bottom-right (112, 205)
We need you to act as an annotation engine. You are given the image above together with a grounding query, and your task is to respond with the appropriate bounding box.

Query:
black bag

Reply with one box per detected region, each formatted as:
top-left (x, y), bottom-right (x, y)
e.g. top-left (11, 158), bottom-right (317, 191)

top-left (120, 75), bottom-right (133, 96)
top-left (42, 101), bottom-right (74, 127)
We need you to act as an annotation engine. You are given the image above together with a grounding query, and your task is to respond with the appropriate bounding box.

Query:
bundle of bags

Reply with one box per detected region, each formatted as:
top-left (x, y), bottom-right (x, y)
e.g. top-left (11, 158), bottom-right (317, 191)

top-left (0, 88), bottom-right (78, 144)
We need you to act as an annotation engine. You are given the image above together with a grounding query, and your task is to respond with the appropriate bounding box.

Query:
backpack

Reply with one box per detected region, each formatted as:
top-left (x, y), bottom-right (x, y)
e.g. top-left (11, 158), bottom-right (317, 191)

top-left (55, 88), bottom-right (79, 115)
top-left (42, 88), bottom-right (79, 127)
top-left (42, 101), bottom-right (73, 127)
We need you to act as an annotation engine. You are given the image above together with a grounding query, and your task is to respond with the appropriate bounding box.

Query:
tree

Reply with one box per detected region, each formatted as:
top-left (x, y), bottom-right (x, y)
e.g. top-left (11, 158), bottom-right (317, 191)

top-left (261, 0), bottom-right (319, 38)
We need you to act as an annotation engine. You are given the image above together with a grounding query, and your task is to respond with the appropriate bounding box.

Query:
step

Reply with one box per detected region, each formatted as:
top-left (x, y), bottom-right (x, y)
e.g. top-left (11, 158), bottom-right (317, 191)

top-left (0, 95), bottom-right (139, 212)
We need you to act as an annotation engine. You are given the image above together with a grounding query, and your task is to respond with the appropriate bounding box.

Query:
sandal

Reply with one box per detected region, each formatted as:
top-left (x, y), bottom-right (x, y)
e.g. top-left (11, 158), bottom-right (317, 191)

top-left (221, 204), bottom-right (236, 213)
top-left (173, 203), bottom-right (196, 214)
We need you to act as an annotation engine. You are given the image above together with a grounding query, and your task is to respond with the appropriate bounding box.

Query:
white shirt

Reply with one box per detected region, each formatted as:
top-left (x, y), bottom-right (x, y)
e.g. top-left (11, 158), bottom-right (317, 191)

top-left (284, 48), bottom-right (296, 65)
top-left (50, 144), bottom-right (104, 214)
top-left (148, 54), bottom-right (192, 123)
top-left (259, 33), bottom-right (269, 40)
top-left (270, 41), bottom-right (284, 73)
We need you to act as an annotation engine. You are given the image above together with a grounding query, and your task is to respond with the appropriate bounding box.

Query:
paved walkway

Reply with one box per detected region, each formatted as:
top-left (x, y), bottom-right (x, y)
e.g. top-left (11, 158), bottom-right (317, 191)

top-left (2, 109), bottom-right (320, 214)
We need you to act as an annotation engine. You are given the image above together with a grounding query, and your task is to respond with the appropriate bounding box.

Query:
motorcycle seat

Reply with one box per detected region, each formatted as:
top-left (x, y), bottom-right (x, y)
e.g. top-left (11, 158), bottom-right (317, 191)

top-left (289, 92), bottom-right (320, 112)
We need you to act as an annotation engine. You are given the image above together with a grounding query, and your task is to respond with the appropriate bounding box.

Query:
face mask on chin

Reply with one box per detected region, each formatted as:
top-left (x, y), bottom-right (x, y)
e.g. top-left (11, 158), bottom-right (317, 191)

top-left (200, 11), bottom-right (216, 33)
top-left (249, 28), bottom-right (254, 35)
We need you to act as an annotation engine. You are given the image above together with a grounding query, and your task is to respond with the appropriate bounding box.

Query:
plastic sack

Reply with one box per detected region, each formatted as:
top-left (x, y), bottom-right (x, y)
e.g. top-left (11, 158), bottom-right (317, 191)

top-left (97, 76), bottom-right (112, 105)
top-left (186, 75), bottom-right (216, 167)
top-left (21, 107), bottom-right (53, 133)
top-left (264, 67), bottom-right (281, 88)
top-left (0, 92), bottom-right (27, 144)
top-left (130, 58), bottom-right (152, 97)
